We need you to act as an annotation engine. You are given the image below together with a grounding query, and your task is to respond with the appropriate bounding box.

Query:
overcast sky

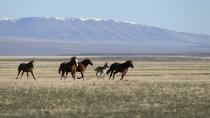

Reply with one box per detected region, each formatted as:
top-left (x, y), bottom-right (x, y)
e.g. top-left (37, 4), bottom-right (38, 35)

top-left (0, 0), bottom-right (210, 35)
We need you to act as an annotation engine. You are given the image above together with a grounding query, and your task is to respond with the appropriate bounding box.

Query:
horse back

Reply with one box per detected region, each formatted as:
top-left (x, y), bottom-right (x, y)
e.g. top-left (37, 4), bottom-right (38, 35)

top-left (59, 62), bottom-right (77, 73)
top-left (18, 63), bottom-right (32, 72)
top-left (110, 62), bottom-right (126, 72)
top-left (18, 63), bottom-right (23, 71)
top-left (76, 63), bottom-right (85, 72)
top-left (59, 62), bottom-right (68, 71)
top-left (109, 62), bottom-right (118, 71)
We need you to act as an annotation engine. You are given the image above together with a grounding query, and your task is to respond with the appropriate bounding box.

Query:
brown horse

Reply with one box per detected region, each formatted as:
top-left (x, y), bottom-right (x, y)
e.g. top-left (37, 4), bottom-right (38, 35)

top-left (16, 60), bottom-right (36, 80)
top-left (106, 60), bottom-right (134, 80)
top-left (76, 58), bottom-right (93, 80)
top-left (95, 63), bottom-right (109, 79)
top-left (58, 56), bottom-right (78, 80)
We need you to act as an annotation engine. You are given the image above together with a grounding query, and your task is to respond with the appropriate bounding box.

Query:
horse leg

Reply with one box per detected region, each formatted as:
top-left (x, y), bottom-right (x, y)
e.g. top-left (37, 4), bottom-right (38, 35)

top-left (16, 70), bottom-right (21, 79)
top-left (120, 75), bottom-right (125, 80)
top-left (72, 71), bottom-right (76, 79)
top-left (96, 71), bottom-right (99, 79)
top-left (77, 72), bottom-right (84, 80)
top-left (65, 72), bottom-right (69, 79)
top-left (81, 72), bottom-right (84, 80)
top-left (101, 72), bottom-right (105, 79)
top-left (60, 71), bottom-right (63, 80)
top-left (120, 73), bottom-right (124, 80)
top-left (26, 72), bottom-right (29, 80)
top-left (112, 72), bottom-right (117, 80)
top-left (62, 71), bottom-right (65, 80)
top-left (21, 71), bottom-right (24, 79)
top-left (120, 72), bottom-right (126, 80)
top-left (109, 71), bottom-right (113, 80)
top-left (30, 71), bottom-right (36, 80)
top-left (71, 72), bottom-right (75, 80)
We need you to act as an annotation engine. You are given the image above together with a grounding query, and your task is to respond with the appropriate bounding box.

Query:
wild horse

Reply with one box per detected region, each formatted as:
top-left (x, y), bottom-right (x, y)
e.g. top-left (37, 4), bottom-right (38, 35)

top-left (106, 60), bottom-right (134, 80)
top-left (58, 56), bottom-right (78, 80)
top-left (16, 60), bottom-right (36, 80)
top-left (76, 58), bottom-right (93, 80)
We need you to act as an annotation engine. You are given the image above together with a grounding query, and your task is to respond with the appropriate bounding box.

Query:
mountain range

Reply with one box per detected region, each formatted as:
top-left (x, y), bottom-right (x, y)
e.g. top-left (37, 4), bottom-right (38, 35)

top-left (0, 17), bottom-right (210, 55)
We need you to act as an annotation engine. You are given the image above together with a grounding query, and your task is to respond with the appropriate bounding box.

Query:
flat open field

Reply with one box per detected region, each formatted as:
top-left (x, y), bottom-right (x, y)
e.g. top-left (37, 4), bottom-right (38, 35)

top-left (0, 56), bottom-right (210, 118)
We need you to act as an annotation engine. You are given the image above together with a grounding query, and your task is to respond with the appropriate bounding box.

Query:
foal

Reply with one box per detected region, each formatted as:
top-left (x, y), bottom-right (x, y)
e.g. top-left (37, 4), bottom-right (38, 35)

top-left (95, 63), bottom-right (109, 79)
top-left (16, 60), bottom-right (36, 80)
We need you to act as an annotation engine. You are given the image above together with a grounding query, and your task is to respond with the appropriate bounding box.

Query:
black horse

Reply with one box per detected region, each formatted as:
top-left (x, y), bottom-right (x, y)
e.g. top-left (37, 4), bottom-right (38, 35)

top-left (58, 56), bottom-right (78, 80)
top-left (106, 60), bottom-right (134, 80)
top-left (76, 58), bottom-right (93, 80)
top-left (16, 60), bottom-right (36, 80)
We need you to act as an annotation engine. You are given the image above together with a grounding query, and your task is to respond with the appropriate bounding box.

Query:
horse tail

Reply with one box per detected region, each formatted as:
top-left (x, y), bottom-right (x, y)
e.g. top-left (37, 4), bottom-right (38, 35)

top-left (58, 68), bottom-right (61, 74)
top-left (18, 64), bottom-right (21, 71)
top-left (58, 63), bottom-right (62, 74)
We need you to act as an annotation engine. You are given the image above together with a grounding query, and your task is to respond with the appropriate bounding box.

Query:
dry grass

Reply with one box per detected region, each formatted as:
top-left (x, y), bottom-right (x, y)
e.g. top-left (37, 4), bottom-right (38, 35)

top-left (0, 56), bottom-right (210, 118)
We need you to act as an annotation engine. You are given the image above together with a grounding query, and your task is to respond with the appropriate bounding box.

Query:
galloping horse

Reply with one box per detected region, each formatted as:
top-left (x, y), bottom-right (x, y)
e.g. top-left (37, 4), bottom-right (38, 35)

top-left (76, 58), bottom-right (93, 80)
top-left (106, 60), bottom-right (134, 80)
top-left (58, 56), bottom-right (78, 80)
top-left (95, 63), bottom-right (109, 79)
top-left (16, 60), bottom-right (36, 80)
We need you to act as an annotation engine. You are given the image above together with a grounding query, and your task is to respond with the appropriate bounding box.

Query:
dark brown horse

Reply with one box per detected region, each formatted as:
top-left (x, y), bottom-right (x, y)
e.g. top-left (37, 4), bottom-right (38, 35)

top-left (76, 58), bottom-right (93, 80)
top-left (95, 63), bottom-right (109, 79)
top-left (16, 60), bottom-right (36, 80)
top-left (106, 60), bottom-right (134, 80)
top-left (58, 56), bottom-right (78, 80)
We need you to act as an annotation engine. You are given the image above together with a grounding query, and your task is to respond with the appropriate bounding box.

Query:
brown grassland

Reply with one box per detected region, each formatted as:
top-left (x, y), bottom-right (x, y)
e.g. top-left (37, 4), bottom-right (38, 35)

top-left (0, 56), bottom-right (210, 118)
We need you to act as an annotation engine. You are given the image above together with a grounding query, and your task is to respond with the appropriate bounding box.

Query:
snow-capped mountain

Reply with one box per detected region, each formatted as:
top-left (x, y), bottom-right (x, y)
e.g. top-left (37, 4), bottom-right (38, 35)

top-left (0, 17), bottom-right (210, 55)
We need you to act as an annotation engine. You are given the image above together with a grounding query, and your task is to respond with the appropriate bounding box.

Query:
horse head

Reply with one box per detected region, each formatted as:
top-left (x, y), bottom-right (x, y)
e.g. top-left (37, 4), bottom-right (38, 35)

top-left (82, 58), bottom-right (93, 66)
top-left (89, 59), bottom-right (93, 66)
top-left (29, 60), bottom-right (35, 69)
top-left (127, 60), bottom-right (134, 68)
top-left (104, 63), bottom-right (109, 68)
top-left (70, 56), bottom-right (78, 67)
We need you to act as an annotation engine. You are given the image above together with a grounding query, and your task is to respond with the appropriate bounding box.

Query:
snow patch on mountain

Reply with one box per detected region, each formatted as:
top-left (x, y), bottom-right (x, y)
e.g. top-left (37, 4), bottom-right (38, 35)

top-left (0, 17), bottom-right (9, 21)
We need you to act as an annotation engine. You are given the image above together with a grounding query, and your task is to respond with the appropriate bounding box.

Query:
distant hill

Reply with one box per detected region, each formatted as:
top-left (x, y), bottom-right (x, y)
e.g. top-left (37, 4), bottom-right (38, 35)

top-left (0, 17), bottom-right (210, 55)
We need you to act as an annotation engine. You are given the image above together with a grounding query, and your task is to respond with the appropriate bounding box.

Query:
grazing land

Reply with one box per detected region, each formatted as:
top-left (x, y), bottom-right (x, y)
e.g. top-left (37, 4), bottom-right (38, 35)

top-left (0, 56), bottom-right (210, 118)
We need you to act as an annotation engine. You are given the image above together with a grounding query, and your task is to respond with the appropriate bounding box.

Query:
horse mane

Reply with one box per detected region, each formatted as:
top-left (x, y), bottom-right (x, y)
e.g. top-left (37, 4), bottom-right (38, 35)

top-left (79, 58), bottom-right (93, 68)
top-left (104, 63), bottom-right (107, 66)
top-left (28, 60), bottom-right (34, 63)
top-left (122, 60), bottom-right (132, 68)
top-left (80, 58), bottom-right (90, 64)
top-left (67, 56), bottom-right (77, 64)
top-left (103, 63), bottom-right (109, 68)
